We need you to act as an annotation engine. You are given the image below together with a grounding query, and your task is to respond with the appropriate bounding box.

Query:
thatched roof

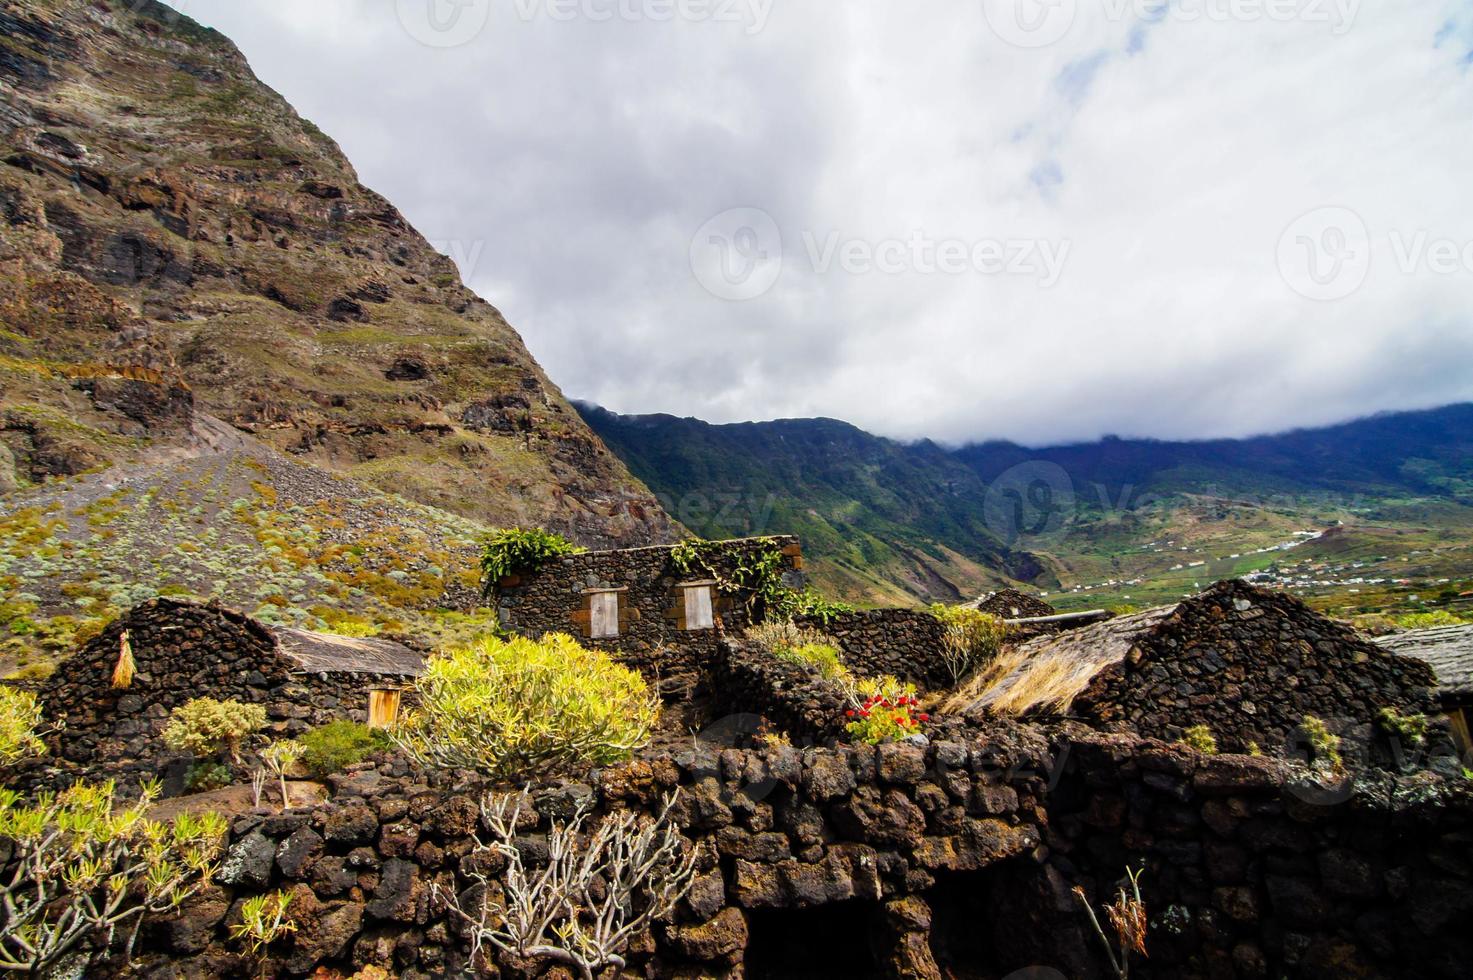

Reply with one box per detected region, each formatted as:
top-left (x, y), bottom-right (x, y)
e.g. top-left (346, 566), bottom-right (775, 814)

top-left (269, 626), bottom-right (424, 677)
top-left (1376, 625), bottom-right (1473, 699)
top-left (948, 605), bottom-right (1177, 716)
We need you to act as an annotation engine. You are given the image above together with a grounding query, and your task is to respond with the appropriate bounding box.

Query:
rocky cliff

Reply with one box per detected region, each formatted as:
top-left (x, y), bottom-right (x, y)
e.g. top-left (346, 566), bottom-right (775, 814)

top-left (0, 0), bottom-right (677, 548)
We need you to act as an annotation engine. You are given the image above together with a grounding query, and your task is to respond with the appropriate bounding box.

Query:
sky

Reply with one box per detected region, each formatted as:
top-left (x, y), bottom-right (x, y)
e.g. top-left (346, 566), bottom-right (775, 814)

top-left (162, 0), bottom-right (1473, 447)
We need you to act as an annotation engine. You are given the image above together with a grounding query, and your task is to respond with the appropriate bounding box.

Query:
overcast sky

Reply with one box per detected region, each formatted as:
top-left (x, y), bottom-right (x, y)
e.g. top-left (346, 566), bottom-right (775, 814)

top-left (163, 0), bottom-right (1473, 447)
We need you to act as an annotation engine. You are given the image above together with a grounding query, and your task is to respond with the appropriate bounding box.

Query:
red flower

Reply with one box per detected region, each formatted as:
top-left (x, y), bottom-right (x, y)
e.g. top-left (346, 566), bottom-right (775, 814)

top-left (918, 713), bottom-right (930, 722)
top-left (845, 709), bottom-right (855, 717)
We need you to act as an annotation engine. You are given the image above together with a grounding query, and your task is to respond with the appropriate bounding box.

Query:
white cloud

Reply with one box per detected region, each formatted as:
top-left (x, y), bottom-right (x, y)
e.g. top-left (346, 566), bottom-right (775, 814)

top-left (167, 0), bottom-right (1473, 445)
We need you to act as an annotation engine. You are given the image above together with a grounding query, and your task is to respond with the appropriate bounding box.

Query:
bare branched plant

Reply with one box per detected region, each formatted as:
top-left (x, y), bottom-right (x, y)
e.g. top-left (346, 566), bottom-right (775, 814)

top-left (1073, 866), bottom-right (1147, 979)
top-left (251, 766), bottom-right (268, 809)
top-left (438, 789), bottom-right (699, 980)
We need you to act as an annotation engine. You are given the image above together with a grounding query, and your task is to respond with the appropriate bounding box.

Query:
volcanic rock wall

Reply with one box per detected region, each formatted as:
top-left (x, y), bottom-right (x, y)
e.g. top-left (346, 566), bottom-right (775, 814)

top-left (38, 599), bottom-right (405, 768)
top-left (111, 730), bottom-right (1473, 980)
top-left (797, 609), bottom-right (952, 689)
top-left (1072, 581), bottom-right (1442, 755)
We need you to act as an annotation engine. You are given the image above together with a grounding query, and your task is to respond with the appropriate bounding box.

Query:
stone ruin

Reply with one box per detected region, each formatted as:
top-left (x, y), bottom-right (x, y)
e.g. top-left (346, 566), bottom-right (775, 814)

top-left (34, 598), bottom-right (421, 784)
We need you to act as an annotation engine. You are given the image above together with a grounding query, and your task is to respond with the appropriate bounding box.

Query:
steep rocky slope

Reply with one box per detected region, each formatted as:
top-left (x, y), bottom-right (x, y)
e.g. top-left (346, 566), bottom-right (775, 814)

top-left (0, 0), bottom-right (677, 547)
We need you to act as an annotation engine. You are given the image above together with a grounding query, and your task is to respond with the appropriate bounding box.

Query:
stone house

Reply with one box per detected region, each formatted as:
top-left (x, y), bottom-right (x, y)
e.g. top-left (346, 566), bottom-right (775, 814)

top-left (1377, 623), bottom-right (1473, 752)
top-left (955, 580), bottom-right (1441, 756)
top-left (39, 598), bottom-right (423, 766)
top-left (491, 536), bottom-right (805, 673)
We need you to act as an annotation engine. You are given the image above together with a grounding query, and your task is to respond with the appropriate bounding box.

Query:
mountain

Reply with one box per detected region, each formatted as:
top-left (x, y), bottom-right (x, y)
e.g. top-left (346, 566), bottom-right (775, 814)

top-left (574, 406), bottom-right (1048, 605)
top-left (0, 0), bottom-right (681, 674)
top-left (578, 402), bottom-right (1473, 610)
top-left (0, 0), bottom-right (676, 548)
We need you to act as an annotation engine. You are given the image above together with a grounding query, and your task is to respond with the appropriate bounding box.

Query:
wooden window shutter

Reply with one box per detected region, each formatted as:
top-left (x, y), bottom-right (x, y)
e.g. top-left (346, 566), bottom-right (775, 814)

top-left (684, 586), bottom-right (715, 630)
top-left (590, 591), bottom-right (620, 639)
top-left (368, 689), bottom-right (402, 729)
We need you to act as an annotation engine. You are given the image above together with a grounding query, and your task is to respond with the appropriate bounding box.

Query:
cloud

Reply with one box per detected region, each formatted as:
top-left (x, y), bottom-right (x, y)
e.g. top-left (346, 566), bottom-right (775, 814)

top-left (167, 0), bottom-right (1473, 446)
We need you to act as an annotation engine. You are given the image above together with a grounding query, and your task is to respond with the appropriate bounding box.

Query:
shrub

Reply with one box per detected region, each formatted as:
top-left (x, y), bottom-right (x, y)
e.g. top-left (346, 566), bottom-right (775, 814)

top-left (929, 605), bottom-right (1009, 685)
top-left (745, 619), bottom-right (837, 657)
top-left (261, 740), bottom-right (305, 810)
top-left (1298, 716), bottom-right (1343, 772)
top-left (230, 890), bottom-right (298, 958)
top-left (441, 790), bottom-right (696, 978)
top-left (0, 780), bottom-right (226, 974)
top-left (0, 687), bottom-right (47, 764)
top-left (1178, 725), bottom-right (1218, 754)
top-left (162, 698), bottom-right (267, 761)
top-left (479, 528), bottom-right (585, 598)
top-left (1375, 707), bottom-right (1429, 745)
top-left (845, 678), bottom-right (927, 745)
top-left (393, 633), bottom-right (659, 780)
top-left (297, 720), bottom-right (390, 779)
top-left (773, 642), bottom-right (852, 686)
top-left (185, 761), bottom-right (233, 792)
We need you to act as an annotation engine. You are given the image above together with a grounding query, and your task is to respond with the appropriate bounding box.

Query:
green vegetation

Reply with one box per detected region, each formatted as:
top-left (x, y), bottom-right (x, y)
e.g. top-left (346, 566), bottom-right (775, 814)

top-left (1298, 716), bottom-right (1344, 772)
top-left (0, 781), bottom-right (226, 975)
top-left (393, 633), bottom-right (659, 780)
top-left (1392, 610), bottom-right (1469, 629)
top-left (297, 720), bottom-right (390, 779)
top-left (671, 538), bottom-right (853, 621)
top-left (0, 687), bottom-right (46, 763)
top-left (478, 527), bottom-right (586, 598)
top-left (184, 761), bottom-right (233, 793)
top-left (162, 698), bottom-right (267, 761)
top-left (1375, 707), bottom-right (1429, 746)
top-left (1178, 725), bottom-right (1218, 754)
top-left (845, 677), bottom-right (926, 744)
top-left (930, 604), bottom-right (1009, 685)
top-left (230, 891), bottom-right (298, 959)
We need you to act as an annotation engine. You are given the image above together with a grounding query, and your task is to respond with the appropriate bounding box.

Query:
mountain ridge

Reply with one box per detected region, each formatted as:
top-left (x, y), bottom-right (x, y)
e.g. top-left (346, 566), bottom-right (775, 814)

top-left (577, 401), bottom-right (1473, 606)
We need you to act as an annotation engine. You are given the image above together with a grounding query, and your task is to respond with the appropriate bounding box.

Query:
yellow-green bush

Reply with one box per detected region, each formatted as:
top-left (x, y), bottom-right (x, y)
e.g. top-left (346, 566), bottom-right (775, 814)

top-left (394, 633), bottom-right (659, 780)
top-left (929, 605), bottom-right (1009, 685)
top-left (0, 688), bottom-right (46, 764)
top-left (1179, 725), bottom-right (1218, 754)
top-left (162, 697), bottom-right (267, 761)
top-left (0, 780), bottom-right (226, 974)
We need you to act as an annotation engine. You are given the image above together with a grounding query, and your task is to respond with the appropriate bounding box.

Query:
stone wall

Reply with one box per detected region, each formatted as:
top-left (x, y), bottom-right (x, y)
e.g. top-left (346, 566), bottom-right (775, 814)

top-left (120, 727), bottom-right (1053, 980)
top-left (1044, 731), bottom-right (1473, 980)
top-left (798, 609), bottom-right (951, 690)
top-left (708, 639), bottom-right (853, 740)
top-left (37, 599), bottom-right (408, 770)
top-left (1073, 581), bottom-right (1444, 757)
top-left (494, 536), bottom-right (804, 681)
top-left (92, 727), bottom-right (1473, 980)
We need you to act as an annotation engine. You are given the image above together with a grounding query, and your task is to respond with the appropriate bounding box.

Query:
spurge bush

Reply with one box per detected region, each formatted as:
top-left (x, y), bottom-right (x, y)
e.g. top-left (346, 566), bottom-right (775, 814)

top-left (394, 632), bottom-right (659, 780)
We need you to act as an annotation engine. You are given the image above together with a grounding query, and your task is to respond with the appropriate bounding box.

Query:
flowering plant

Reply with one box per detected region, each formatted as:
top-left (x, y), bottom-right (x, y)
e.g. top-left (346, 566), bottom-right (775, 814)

top-left (844, 678), bottom-right (929, 744)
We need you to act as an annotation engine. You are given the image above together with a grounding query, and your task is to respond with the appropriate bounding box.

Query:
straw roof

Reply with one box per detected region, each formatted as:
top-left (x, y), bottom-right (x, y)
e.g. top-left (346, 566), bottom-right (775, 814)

top-left (947, 605), bottom-right (1177, 717)
top-left (269, 626), bottom-right (424, 677)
